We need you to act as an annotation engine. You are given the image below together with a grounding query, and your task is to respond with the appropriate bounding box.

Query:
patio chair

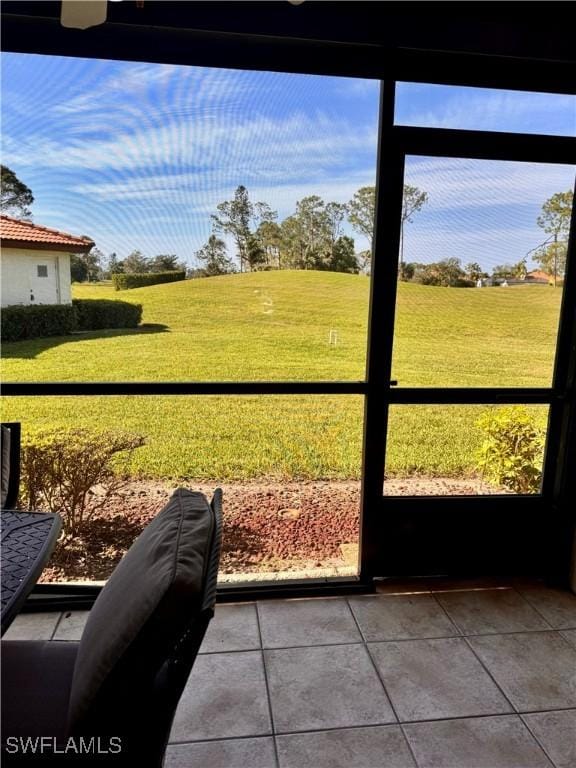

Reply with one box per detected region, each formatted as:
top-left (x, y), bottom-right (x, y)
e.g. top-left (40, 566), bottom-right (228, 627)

top-left (1, 487), bottom-right (223, 766)
top-left (1, 422), bottom-right (21, 511)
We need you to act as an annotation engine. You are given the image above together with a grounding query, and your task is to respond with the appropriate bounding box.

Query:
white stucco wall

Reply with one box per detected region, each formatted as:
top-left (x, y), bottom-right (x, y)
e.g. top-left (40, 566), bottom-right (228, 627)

top-left (0, 248), bottom-right (72, 307)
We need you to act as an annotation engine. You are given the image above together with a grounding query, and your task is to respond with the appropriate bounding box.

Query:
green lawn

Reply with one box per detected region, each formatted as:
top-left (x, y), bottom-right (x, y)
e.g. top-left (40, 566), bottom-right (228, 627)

top-left (1, 272), bottom-right (560, 480)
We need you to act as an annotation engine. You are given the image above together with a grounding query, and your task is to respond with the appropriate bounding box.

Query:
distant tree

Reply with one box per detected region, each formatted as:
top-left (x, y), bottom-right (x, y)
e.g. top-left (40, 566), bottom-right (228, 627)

top-left (256, 220), bottom-right (283, 268)
top-left (419, 257), bottom-right (466, 287)
top-left (195, 234), bottom-right (235, 276)
top-left (149, 254), bottom-right (183, 272)
top-left (281, 195), bottom-right (342, 270)
top-left (399, 262), bottom-right (416, 281)
top-left (535, 190), bottom-right (573, 284)
top-left (0, 165), bottom-right (34, 219)
top-left (347, 184), bottom-right (428, 271)
top-left (465, 262), bottom-right (484, 282)
top-left (108, 252), bottom-right (124, 275)
top-left (492, 260), bottom-right (526, 280)
top-left (123, 250), bottom-right (149, 273)
top-left (534, 241), bottom-right (567, 283)
top-left (328, 236), bottom-right (359, 274)
top-left (85, 248), bottom-right (104, 281)
top-left (347, 187), bottom-right (375, 247)
top-left (212, 185), bottom-right (277, 272)
top-left (70, 254), bottom-right (89, 283)
top-left (69, 248), bottom-right (103, 283)
top-left (400, 185), bottom-right (429, 271)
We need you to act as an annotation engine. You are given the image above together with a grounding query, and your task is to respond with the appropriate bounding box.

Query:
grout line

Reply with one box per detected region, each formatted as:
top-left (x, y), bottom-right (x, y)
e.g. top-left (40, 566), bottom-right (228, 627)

top-left (557, 629), bottom-right (576, 649)
top-left (429, 591), bottom-right (464, 636)
top-left (50, 611), bottom-right (65, 640)
top-left (168, 707), bottom-right (576, 746)
top-left (343, 597), bottom-right (421, 768)
top-left (519, 712), bottom-right (565, 768)
top-left (462, 635), bottom-right (519, 715)
top-left (512, 585), bottom-right (557, 630)
top-left (255, 602), bottom-right (281, 768)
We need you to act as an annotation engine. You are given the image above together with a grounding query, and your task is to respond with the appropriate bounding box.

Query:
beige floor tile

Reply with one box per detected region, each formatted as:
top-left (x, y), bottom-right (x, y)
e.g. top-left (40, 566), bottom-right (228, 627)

top-left (349, 593), bottom-right (458, 641)
top-left (170, 651), bottom-right (271, 742)
top-left (436, 588), bottom-right (550, 634)
top-left (258, 598), bottom-right (361, 648)
top-left (523, 710), bottom-right (576, 768)
top-left (201, 603), bottom-right (260, 653)
top-left (3, 612), bottom-right (61, 640)
top-left (369, 637), bottom-right (512, 722)
top-left (276, 725), bottom-right (416, 768)
top-left (165, 737), bottom-right (276, 768)
top-left (404, 715), bottom-right (553, 768)
top-left (469, 632), bottom-right (576, 711)
top-left (265, 644), bottom-right (395, 733)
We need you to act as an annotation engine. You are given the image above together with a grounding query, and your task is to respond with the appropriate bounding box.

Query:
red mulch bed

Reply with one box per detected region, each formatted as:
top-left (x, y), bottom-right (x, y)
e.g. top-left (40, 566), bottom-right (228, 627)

top-left (39, 476), bottom-right (503, 582)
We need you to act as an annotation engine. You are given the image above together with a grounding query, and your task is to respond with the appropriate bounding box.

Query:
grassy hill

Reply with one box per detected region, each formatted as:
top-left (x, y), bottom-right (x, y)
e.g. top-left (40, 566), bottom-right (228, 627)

top-left (1, 271), bottom-right (559, 481)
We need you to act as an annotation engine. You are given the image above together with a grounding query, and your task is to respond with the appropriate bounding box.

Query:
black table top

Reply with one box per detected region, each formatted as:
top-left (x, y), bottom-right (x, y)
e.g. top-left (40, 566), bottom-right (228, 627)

top-left (1, 510), bottom-right (61, 636)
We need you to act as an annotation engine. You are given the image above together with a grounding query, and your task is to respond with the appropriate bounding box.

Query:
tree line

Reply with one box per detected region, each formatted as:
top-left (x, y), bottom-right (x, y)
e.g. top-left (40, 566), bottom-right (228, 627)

top-left (195, 184), bottom-right (429, 276)
top-left (1, 164), bottom-right (571, 284)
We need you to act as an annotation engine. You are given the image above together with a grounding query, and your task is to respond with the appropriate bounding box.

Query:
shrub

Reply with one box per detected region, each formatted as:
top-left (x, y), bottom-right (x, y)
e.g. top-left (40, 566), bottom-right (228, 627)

top-left (1, 304), bottom-right (77, 343)
top-left (475, 407), bottom-right (545, 493)
top-left (112, 271), bottom-right (186, 290)
top-left (73, 299), bottom-right (142, 330)
top-left (20, 429), bottom-right (146, 538)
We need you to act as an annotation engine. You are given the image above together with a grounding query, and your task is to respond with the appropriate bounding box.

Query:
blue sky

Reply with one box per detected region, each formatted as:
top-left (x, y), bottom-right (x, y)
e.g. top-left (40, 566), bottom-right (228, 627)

top-left (2, 53), bottom-right (575, 271)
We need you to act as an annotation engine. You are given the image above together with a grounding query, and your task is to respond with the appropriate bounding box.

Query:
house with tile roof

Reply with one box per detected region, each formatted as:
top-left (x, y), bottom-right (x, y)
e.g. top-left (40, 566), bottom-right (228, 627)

top-left (0, 215), bottom-right (94, 307)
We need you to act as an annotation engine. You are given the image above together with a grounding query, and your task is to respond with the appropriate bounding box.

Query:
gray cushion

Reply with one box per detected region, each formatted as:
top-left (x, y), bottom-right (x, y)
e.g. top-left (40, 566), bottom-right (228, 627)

top-left (68, 488), bottom-right (215, 727)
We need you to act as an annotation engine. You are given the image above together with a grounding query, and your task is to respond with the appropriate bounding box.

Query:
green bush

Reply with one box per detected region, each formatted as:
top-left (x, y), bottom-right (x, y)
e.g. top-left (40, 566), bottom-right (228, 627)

top-left (20, 429), bottom-right (146, 538)
top-left (1, 304), bottom-right (77, 342)
top-left (476, 407), bottom-right (545, 493)
top-left (73, 299), bottom-right (142, 330)
top-left (112, 271), bottom-right (186, 290)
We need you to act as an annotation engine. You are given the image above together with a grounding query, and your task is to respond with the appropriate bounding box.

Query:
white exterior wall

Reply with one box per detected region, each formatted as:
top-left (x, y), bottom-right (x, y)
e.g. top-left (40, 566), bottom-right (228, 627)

top-left (1, 248), bottom-right (72, 307)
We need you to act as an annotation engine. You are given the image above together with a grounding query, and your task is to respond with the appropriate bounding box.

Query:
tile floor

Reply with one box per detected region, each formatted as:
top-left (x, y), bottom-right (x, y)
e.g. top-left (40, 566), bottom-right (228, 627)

top-left (4, 579), bottom-right (576, 768)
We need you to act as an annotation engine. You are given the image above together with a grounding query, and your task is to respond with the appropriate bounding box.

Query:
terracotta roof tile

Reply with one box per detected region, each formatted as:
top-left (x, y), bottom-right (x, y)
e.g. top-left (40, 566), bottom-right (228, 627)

top-left (0, 214), bottom-right (94, 252)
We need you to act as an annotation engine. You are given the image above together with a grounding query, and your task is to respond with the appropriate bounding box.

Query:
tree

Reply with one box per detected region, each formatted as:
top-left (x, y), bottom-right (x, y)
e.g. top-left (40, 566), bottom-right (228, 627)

top-left (256, 220), bottom-right (283, 268)
top-left (347, 184), bottom-right (428, 270)
top-left (280, 195), bottom-right (334, 270)
top-left (347, 187), bottom-right (375, 246)
top-left (70, 254), bottom-right (89, 283)
top-left (149, 254), bottom-right (183, 272)
top-left (535, 190), bottom-right (573, 285)
top-left (1, 165), bottom-right (34, 219)
top-left (399, 262), bottom-right (416, 281)
top-left (212, 185), bottom-right (276, 272)
top-left (492, 260), bottom-right (526, 280)
top-left (85, 247), bottom-right (104, 281)
top-left (328, 236), bottom-right (359, 274)
top-left (465, 262), bottom-right (484, 282)
top-left (69, 248), bottom-right (103, 283)
top-left (400, 185), bottom-right (429, 271)
top-left (418, 257), bottom-right (466, 287)
top-left (195, 234), bottom-right (235, 276)
top-left (123, 250), bottom-right (149, 273)
top-left (534, 241), bottom-right (567, 283)
top-left (108, 253), bottom-right (124, 275)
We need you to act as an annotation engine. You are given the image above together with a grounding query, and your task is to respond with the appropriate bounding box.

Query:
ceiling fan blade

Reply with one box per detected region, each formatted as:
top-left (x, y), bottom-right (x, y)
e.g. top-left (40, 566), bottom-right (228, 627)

top-left (61, 0), bottom-right (108, 30)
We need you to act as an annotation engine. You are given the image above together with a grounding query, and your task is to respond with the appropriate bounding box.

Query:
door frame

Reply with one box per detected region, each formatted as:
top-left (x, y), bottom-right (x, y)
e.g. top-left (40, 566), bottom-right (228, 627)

top-left (359, 80), bottom-right (576, 581)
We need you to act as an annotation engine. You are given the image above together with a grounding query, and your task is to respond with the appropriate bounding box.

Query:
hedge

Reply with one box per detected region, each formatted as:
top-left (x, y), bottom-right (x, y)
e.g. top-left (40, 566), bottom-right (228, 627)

top-left (1, 304), bottom-right (77, 342)
top-left (1, 300), bottom-right (142, 342)
top-left (73, 299), bottom-right (142, 330)
top-left (112, 271), bottom-right (186, 290)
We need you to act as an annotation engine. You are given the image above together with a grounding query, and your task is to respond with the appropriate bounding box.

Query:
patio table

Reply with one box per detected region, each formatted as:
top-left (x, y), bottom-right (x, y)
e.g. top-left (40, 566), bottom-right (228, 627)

top-left (1, 510), bottom-right (61, 636)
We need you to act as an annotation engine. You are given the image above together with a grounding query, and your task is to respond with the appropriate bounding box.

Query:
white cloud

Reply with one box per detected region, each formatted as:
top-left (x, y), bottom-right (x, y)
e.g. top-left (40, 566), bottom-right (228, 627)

top-left (396, 85), bottom-right (576, 136)
top-left (6, 111), bottom-right (377, 176)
